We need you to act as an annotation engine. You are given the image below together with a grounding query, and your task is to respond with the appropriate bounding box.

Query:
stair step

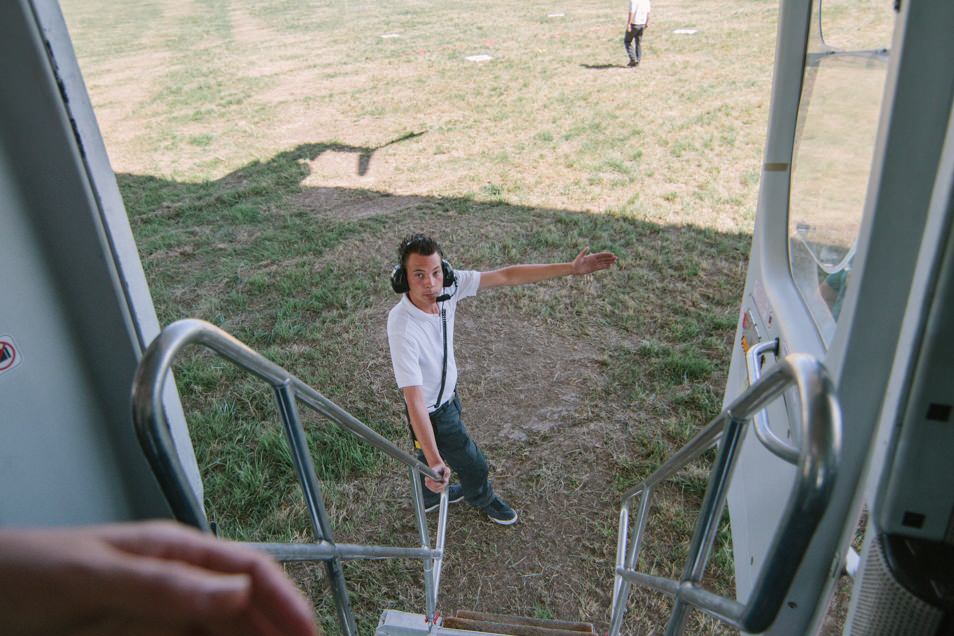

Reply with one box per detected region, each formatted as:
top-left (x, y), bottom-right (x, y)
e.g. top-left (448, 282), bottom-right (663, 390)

top-left (443, 611), bottom-right (596, 636)
top-left (453, 611), bottom-right (596, 633)
top-left (442, 617), bottom-right (590, 636)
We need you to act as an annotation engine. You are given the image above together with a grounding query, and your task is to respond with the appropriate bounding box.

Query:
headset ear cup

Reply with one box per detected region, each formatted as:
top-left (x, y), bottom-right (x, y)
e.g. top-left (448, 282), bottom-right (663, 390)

top-left (391, 265), bottom-right (409, 293)
top-left (441, 260), bottom-right (456, 287)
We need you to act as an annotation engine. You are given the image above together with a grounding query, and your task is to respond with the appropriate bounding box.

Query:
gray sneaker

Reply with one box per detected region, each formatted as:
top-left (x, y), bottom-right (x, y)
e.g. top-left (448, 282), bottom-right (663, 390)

top-left (424, 484), bottom-right (464, 513)
top-left (482, 495), bottom-right (518, 525)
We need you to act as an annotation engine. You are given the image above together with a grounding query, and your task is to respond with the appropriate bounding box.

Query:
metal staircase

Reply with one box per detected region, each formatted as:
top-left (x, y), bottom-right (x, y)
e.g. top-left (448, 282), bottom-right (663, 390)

top-left (132, 319), bottom-right (450, 636)
top-left (132, 319), bottom-right (841, 636)
top-left (608, 353), bottom-right (841, 635)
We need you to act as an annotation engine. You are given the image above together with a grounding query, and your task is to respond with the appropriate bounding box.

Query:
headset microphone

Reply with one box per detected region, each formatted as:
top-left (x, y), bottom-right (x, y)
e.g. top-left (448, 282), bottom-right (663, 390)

top-left (436, 293), bottom-right (451, 302)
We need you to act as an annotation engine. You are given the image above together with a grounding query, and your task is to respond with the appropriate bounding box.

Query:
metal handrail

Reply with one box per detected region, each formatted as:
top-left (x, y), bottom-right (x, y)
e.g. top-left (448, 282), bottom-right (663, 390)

top-left (132, 319), bottom-right (450, 636)
top-left (608, 353), bottom-right (841, 636)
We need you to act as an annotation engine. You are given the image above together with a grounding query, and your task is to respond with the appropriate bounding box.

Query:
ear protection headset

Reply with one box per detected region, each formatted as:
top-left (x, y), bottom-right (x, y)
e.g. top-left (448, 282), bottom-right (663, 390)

top-left (390, 259), bottom-right (456, 294)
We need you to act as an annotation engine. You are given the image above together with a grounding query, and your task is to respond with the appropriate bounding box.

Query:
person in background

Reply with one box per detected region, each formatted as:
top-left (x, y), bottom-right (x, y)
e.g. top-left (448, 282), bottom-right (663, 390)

top-left (625, 0), bottom-right (652, 67)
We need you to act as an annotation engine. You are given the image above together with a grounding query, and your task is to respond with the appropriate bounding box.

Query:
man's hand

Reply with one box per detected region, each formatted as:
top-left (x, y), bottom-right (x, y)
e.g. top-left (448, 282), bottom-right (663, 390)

top-left (571, 247), bottom-right (618, 275)
top-left (0, 521), bottom-right (319, 636)
top-left (425, 463), bottom-right (450, 494)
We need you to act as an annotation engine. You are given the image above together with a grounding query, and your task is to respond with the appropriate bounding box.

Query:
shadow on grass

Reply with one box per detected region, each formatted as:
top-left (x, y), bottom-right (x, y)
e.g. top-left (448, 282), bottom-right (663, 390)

top-left (117, 136), bottom-right (751, 500)
top-left (580, 63), bottom-right (632, 70)
top-left (117, 141), bottom-right (751, 635)
top-left (119, 141), bottom-right (749, 358)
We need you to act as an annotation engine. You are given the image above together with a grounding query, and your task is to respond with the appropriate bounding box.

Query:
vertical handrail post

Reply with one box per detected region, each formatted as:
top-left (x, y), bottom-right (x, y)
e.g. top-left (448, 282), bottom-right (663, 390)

top-left (433, 488), bottom-right (449, 598)
top-left (609, 487), bottom-right (653, 636)
top-left (664, 416), bottom-right (747, 636)
top-left (610, 502), bottom-right (630, 612)
top-left (275, 382), bottom-right (357, 636)
top-left (628, 488), bottom-right (653, 573)
top-left (410, 467), bottom-right (436, 623)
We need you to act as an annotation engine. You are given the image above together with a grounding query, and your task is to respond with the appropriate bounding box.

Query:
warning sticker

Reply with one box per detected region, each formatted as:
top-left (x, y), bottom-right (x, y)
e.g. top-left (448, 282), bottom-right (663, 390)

top-left (0, 335), bottom-right (22, 376)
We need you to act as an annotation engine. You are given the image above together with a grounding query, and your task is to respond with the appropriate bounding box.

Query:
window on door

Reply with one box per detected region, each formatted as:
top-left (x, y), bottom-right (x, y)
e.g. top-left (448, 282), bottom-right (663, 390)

top-left (788, 0), bottom-right (894, 343)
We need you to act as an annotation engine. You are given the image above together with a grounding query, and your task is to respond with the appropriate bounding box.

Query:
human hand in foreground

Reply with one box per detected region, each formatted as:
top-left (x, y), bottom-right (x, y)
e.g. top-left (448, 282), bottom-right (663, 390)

top-left (424, 462), bottom-right (450, 494)
top-left (0, 520), bottom-right (319, 636)
top-left (571, 247), bottom-right (618, 275)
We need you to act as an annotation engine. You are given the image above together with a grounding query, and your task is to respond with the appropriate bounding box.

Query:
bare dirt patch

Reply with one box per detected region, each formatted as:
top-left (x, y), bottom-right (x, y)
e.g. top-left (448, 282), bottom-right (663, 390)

top-left (455, 313), bottom-right (604, 445)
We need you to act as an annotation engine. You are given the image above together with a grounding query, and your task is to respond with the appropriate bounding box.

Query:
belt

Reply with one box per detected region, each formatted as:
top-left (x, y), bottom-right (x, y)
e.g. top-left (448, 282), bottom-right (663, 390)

top-left (429, 391), bottom-right (457, 418)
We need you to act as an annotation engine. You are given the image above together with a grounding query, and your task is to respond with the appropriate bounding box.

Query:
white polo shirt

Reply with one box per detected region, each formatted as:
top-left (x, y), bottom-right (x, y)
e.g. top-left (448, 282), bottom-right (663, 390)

top-left (387, 269), bottom-right (481, 411)
top-left (629, 0), bottom-right (651, 26)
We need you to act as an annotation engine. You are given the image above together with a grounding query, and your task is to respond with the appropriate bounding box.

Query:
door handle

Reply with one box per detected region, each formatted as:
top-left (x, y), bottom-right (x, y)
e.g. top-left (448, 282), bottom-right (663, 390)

top-left (745, 338), bottom-right (800, 463)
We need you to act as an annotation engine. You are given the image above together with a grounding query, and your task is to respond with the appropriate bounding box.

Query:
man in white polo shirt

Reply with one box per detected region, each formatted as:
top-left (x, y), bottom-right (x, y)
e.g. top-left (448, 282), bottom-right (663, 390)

top-left (387, 234), bottom-right (617, 525)
top-left (625, 0), bottom-right (652, 67)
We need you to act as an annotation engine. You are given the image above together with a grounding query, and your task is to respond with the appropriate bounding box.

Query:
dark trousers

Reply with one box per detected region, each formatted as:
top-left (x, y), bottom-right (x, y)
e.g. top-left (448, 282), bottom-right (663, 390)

top-left (416, 394), bottom-right (495, 508)
top-left (624, 25), bottom-right (645, 63)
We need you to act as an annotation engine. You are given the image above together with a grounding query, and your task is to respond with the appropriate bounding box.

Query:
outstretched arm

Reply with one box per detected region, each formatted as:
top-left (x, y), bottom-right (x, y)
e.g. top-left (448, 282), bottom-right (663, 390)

top-left (478, 248), bottom-right (617, 290)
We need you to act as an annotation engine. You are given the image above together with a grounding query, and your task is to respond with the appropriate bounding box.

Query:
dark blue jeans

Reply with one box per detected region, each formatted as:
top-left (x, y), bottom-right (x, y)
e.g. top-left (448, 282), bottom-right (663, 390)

top-left (417, 393), bottom-right (495, 509)
top-left (624, 25), bottom-right (645, 63)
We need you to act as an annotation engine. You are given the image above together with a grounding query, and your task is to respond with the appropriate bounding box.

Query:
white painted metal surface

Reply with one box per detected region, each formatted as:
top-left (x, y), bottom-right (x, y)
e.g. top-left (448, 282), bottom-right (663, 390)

top-left (0, 0), bottom-right (201, 525)
top-left (724, 0), bottom-right (954, 633)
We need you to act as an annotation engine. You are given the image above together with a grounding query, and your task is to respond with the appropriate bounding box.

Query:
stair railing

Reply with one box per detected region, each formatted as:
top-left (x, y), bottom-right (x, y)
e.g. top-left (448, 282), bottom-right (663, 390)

top-left (608, 353), bottom-right (841, 636)
top-left (132, 319), bottom-right (450, 636)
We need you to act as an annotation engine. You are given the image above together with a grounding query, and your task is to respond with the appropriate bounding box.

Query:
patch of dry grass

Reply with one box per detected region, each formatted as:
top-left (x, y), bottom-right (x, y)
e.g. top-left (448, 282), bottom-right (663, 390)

top-left (63, 0), bottom-right (777, 233)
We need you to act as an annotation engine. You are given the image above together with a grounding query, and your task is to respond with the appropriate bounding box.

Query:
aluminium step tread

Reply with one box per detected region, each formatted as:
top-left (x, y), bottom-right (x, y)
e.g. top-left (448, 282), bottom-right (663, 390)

top-left (375, 609), bottom-right (598, 636)
top-left (441, 618), bottom-right (592, 636)
top-left (452, 610), bottom-right (596, 633)
top-left (443, 610), bottom-right (597, 636)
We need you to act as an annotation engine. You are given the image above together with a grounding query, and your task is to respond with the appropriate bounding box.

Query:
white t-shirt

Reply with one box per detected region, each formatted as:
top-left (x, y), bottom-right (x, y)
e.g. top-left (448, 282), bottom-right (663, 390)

top-left (629, 0), bottom-right (651, 26)
top-left (387, 269), bottom-right (481, 411)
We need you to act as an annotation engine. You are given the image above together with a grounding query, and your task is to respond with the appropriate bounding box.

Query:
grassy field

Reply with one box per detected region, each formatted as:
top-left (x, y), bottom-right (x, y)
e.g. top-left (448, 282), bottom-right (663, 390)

top-left (61, 0), bottom-right (780, 634)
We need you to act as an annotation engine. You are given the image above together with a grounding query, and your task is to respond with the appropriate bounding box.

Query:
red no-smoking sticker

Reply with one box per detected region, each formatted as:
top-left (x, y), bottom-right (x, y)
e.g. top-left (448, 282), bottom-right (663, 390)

top-left (0, 335), bottom-right (22, 375)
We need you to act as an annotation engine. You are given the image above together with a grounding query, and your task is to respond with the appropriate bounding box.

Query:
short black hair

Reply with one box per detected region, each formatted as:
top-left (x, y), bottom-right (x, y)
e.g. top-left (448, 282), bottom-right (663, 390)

top-left (398, 234), bottom-right (443, 269)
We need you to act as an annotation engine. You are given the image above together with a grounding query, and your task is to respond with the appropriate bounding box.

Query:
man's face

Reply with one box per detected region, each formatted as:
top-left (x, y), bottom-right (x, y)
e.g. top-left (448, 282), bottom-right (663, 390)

top-left (405, 251), bottom-right (444, 309)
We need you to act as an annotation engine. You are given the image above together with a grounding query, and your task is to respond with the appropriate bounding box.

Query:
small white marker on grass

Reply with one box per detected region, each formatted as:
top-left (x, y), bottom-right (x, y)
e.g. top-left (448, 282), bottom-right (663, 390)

top-left (465, 54), bottom-right (493, 62)
top-left (548, 13), bottom-right (565, 17)
top-left (673, 28), bottom-right (698, 34)
top-left (381, 33), bottom-right (401, 38)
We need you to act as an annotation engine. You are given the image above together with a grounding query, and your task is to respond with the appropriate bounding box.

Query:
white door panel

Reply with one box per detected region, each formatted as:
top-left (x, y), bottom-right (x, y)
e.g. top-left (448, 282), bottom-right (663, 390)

top-left (724, 0), bottom-right (954, 633)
